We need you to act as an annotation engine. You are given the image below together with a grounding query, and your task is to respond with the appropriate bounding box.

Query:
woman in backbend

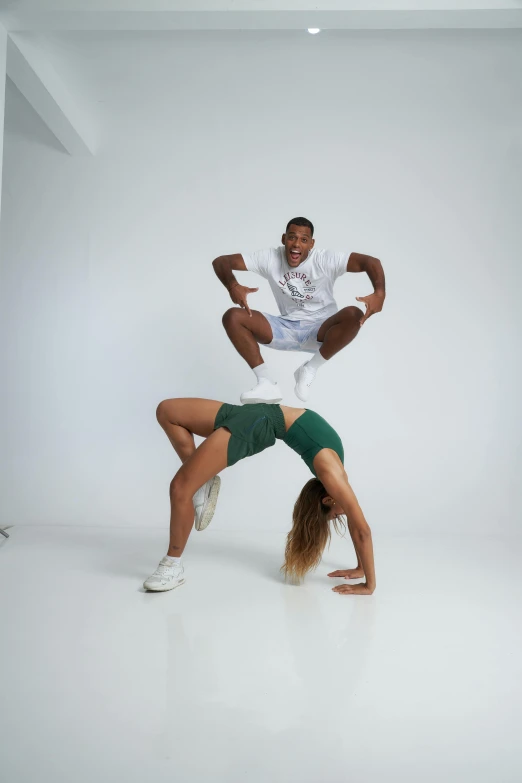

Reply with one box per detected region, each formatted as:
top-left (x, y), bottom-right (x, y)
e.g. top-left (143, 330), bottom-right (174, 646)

top-left (144, 398), bottom-right (375, 596)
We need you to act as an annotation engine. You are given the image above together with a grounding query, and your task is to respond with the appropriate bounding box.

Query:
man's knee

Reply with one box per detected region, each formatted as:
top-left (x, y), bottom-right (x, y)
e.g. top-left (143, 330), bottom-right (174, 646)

top-left (156, 400), bottom-right (169, 424)
top-left (222, 307), bottom-right (245, 332)
top-left (338, 305), bottom-right (364, 329)
top-left (345, 305), bottom-right (364, 321)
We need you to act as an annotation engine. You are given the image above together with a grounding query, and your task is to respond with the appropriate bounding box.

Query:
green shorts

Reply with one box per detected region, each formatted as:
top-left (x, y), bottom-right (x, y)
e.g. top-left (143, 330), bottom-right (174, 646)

top-left (214, 403), bottom-right (286, 467)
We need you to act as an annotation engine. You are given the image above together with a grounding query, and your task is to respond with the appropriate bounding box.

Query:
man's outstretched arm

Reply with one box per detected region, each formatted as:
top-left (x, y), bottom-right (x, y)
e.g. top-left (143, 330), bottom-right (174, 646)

top-left (347, 252), bottom-right (386, 325)
top-left (212, 254), bottom-right (259, 316)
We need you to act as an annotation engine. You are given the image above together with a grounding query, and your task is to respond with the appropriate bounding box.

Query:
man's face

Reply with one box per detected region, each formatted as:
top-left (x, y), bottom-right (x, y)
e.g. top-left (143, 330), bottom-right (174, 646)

top-left (281, 224), bottom-right (315, 268)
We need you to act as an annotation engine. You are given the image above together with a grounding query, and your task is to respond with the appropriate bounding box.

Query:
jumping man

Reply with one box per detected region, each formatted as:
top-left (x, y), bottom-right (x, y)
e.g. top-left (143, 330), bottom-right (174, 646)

top-left (213, 217), bottom-right (386, 403)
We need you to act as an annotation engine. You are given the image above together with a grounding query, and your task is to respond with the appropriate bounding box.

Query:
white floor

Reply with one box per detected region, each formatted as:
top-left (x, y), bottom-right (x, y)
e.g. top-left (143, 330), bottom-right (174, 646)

top-left (1, 526), bottom-right (522, 783)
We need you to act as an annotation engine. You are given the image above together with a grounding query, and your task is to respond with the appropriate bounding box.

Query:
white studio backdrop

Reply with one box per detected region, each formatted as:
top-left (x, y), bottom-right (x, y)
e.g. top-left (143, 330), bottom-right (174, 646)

top-left (0, 30), bottom-right (521, 535)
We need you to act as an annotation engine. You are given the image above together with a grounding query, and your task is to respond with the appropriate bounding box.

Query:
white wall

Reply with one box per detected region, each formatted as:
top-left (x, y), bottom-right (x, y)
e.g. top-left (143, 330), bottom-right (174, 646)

top-left (1, 30), bottom-right (521, 535)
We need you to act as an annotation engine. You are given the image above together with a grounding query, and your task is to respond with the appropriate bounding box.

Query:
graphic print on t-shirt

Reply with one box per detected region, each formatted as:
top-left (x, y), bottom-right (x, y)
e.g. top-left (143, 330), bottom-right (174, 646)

top-left (242, 247), bottom-right (349, 321)
top-left (287, 283), bottom-right (305, 299)
top-left (279, 271), bottom-right (314, 303)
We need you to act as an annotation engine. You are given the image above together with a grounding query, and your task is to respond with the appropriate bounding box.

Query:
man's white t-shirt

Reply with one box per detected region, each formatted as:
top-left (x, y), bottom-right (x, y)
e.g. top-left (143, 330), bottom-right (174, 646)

top-left (242, 246), bottom-right (349, 322)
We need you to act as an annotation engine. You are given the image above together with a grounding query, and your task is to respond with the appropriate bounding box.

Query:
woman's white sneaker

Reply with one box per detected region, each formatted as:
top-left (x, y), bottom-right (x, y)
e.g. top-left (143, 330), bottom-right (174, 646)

top-left (194, 475), bottom-right (221, 531)
top-left (240, 378), bottom-right (283, 404)
top-left (143, 557), bottom-right (185, 592)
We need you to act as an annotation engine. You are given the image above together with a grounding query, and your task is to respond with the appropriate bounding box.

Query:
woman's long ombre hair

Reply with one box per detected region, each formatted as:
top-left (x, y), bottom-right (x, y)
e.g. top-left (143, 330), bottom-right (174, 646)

top-left (282, 478), bottom-right (347, 583)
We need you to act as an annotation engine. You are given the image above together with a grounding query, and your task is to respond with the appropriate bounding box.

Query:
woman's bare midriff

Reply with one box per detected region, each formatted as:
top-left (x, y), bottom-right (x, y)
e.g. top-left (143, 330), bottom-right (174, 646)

top-left (280, 405), bottom-right (307, 432)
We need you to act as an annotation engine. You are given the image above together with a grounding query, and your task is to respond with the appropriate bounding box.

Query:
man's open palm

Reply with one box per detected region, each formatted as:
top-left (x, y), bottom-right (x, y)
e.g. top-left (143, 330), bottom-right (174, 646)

top-left (356, 292), bottom-right (385, 325)
top-left (230, 283), bottom-right (259, 317)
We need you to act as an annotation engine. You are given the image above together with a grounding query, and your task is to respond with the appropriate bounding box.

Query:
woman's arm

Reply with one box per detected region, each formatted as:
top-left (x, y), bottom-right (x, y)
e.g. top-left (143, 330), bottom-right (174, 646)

top-left (314, 451), bottom-right (376, 595)
top-left (328, 537), bottom-right (364, 580)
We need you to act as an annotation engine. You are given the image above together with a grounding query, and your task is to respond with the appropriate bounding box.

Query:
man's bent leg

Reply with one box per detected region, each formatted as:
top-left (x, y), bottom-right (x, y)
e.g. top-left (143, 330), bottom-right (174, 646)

top-left (316, 306), bottom-right (364, 360)
top-left (222, 308), bottom-right (282, 403)
top-left (222, 308), bottom-right (273, 368)
top-left (294, 306), bottom-right (364, 402)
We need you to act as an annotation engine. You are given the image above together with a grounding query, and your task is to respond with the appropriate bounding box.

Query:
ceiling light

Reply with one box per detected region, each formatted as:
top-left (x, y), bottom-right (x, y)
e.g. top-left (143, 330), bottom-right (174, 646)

top-left (307, 28), bottom-right (321, 35)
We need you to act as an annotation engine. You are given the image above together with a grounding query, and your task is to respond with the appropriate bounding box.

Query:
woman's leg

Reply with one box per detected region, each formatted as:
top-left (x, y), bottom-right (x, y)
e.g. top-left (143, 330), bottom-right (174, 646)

top-left (156, 397), bottom-right (224, 463)
top-left (167, 428), bottom-right (230, 556)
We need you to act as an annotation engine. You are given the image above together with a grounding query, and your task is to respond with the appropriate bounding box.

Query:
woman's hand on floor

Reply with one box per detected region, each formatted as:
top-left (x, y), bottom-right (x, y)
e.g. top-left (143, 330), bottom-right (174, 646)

top-left (328, 568), bottom-right (365, 580)
top-left (331, 582), bottom-right (375, 596)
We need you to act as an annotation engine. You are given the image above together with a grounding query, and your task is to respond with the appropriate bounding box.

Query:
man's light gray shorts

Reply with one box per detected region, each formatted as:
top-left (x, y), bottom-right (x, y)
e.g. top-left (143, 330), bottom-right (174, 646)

top-left (262, 313), bottom-right (324, 353)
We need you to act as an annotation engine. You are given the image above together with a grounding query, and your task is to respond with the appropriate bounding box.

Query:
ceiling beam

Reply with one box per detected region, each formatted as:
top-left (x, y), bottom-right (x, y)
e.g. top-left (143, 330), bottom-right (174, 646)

top-left (0, 24), bottom-right (7, 221)
top-left (1, 9), bottom-right (522, 32)
top-left (6, 33), bottom-right (96, 156)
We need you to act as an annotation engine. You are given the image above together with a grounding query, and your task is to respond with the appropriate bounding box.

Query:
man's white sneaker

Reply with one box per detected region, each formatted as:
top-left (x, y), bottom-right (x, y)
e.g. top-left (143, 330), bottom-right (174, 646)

top-left (143, 557), bottom-right (185, 592)
top-left (194, 475), bottom-right (221, 531)
top-left (240, 378), bottom-right (283, 405)
top-left (294, 361), bottom-right (317, 402)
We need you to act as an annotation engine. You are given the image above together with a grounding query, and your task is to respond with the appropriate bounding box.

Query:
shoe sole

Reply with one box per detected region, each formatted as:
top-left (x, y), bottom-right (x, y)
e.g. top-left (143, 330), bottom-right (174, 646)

top-left (241, 396), bottom-right (283, 405)
top-left (143, 578), bottom-right (186, 592)
top-left (195, 475), bottom-right (221, 531)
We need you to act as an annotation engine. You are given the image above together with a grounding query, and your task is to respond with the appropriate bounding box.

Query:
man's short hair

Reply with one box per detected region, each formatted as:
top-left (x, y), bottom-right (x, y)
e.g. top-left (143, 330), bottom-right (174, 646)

top-left (286, 217), bottom-right (314, 237)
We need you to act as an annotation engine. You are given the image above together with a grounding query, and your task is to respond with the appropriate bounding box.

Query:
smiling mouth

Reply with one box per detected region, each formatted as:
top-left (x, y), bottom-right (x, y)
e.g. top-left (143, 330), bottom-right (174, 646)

top-left (289, 250), bottom-right (301, 262)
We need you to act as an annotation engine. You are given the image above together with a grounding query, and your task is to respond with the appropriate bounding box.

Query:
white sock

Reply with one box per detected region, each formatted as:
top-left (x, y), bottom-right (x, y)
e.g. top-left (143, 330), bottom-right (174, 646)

top-left (164, 555), bottom-right (182, 566)
top-left (306, 351), bottom-right (328, 372)
top-left (253, 363), bottom-right (276, 384)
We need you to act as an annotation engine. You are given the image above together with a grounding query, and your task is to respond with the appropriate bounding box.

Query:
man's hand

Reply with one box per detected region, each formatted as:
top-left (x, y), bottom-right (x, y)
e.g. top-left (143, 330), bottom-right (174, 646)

top-left (356, 291), bottom-right (385, 325)
top-left (332, 582), bottom-right (374, 596)
top-left (328, 568), bottom-right (365, 580)
top-left (229, 283), bottom-right (259, 317)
